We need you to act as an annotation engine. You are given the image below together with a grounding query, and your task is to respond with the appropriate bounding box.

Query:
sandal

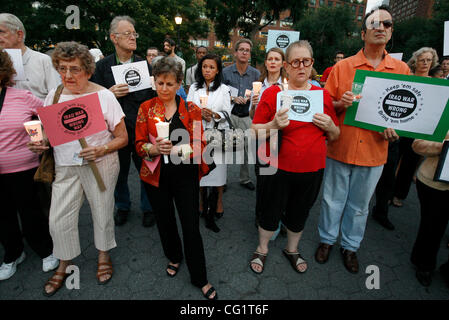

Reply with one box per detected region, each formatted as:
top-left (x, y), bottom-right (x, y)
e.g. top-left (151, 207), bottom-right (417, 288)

top-left (97, 260), bottom-right (113, 285)
top-left (283, 249), bottom-right (308, 274)
top-left (249, 251), bottom-right (267, 274)
top-left (166, 263), bottom-right (179, 278)
top-left (43, 271), bottom-right (68, 297)
top-left (202, 286), bottom-right (218, 300)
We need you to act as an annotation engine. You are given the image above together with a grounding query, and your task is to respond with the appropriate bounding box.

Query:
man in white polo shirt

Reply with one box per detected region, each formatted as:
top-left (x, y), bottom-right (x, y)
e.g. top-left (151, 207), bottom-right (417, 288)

top-left (0, 13), bottom-right (60, 100)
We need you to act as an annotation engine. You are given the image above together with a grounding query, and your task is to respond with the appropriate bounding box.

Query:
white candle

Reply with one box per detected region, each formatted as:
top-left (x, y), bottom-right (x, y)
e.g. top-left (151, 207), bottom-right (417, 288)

top-left (23, 120), bottom-right (43, 142)
top-left (252, 81), bottom-right (262, 95)
top-left (155, 121), bottom-right (170, 164)
top-left (199, 95), bottom-right (208, 108)
top-left (283, 79), bottom-right (288, 91)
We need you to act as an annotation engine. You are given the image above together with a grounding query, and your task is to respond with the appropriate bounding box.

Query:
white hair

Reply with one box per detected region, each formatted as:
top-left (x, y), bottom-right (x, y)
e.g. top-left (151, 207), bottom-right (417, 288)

top-left (0, 13), bottom-right (26, 41)
top-left (109, 16), bottom-right (135, 35)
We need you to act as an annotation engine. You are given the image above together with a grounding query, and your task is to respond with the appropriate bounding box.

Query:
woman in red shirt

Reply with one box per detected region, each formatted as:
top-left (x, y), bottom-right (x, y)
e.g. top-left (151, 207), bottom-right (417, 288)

top-left (250, 41), bottom-right (339, 274)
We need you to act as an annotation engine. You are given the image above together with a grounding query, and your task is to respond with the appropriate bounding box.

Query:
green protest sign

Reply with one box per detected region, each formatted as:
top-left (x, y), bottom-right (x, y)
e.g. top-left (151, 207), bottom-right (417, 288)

top-left (344, 70), bottom-right (449, 142)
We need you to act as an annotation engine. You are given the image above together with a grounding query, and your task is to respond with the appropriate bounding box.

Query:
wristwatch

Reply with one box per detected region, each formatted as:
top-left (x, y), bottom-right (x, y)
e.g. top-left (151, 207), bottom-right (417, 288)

top-left (103, 145), bottom-right (109, 153)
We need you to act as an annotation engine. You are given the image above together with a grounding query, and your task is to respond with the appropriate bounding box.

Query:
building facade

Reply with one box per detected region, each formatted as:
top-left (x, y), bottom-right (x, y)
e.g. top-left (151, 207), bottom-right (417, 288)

top-left (389, 0), bottom-right (434, 22)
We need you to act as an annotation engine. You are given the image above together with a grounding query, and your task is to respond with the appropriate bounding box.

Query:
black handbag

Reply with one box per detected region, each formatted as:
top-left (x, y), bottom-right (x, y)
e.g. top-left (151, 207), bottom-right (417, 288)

top-left (204, 111), bottom-right (244, 152)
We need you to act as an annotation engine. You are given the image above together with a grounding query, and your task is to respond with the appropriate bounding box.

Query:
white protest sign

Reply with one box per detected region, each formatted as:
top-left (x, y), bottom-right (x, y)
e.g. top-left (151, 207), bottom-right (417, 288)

top-left (389, 53), bottom-right (403, 61)
top-left (444, 21), bottom-right (449, 56)
top-left (266, 30), bottom-right (300, 53)
top-left (276, 90), bottom-right (323, 122)
top-left (5, 49), bottom-right (26, 81)
top-left (354, 77), bottom-right (449, 135)
top-left (111, 60), bottom-right (151, 93)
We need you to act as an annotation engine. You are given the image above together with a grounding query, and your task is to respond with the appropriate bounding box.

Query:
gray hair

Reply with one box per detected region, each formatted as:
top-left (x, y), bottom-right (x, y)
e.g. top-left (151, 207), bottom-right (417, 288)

top-left (0, 13), bottom-right (26, 41)
top-left (234, 38), bottom-right (253, 51)
top-left (52, 41), bottom-right (96, 75)
top-left (152, 56), bottom-right (184, 84)
top-left (285, 40), bottom-right (314, 61)
top-left (109, 16), bottom-right (135, 34)
top-left (407, 47), bottom-right (439, 73)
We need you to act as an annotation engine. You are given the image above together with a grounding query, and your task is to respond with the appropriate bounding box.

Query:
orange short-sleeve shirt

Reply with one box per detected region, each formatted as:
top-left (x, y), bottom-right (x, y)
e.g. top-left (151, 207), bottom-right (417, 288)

top-left (325, 49), bottom-right (411, 167)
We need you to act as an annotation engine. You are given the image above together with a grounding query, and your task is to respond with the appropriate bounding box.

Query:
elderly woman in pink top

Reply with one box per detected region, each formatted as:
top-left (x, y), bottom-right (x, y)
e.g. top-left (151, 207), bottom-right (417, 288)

top-left (0, 49), bottom-right (59, 282)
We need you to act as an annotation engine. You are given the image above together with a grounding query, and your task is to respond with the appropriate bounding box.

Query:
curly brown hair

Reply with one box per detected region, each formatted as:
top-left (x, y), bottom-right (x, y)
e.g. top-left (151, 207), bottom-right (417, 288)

top-left (52, 41), bottom-right (96, 75)
top-left (0, 48), bottom-right (16, 87)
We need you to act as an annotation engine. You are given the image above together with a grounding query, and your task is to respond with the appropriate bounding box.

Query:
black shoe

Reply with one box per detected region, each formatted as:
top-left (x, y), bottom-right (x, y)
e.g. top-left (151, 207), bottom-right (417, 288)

top-left (114, 209), bottom-right (129, 226)
top-left (416, 270), bottom-right (432, 287)
top-left (142, 211), bottom-right (156, 228)
top-left (372, 214), bottom-right (395, 230)
top-left (241, 181), bottom-right (255, 191)
top-left (215, 211), bottom-right (224, 220)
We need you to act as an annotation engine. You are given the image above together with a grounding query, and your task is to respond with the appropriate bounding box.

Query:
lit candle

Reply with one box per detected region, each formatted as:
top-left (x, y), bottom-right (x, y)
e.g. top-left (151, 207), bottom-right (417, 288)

top-left (155, 117), bottom-right (170, 164)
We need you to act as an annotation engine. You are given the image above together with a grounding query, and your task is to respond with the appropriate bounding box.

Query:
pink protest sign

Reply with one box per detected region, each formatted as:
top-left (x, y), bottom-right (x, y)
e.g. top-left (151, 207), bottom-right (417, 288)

top-left (37, 93), bottom-right (107, 146)
top-left (143, 133), bottom-right (160, 173)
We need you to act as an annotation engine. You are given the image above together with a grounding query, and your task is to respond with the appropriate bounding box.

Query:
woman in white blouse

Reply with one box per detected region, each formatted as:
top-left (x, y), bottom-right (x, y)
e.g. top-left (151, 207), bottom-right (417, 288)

top-left (187, 54), bottom-right (232, 233)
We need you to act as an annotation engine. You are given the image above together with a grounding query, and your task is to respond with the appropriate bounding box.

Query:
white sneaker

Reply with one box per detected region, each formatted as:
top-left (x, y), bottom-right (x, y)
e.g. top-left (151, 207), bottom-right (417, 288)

top-left (42, 254), bottom-right (59, 272)
top-left (0, 252), bottom-right (26, 281)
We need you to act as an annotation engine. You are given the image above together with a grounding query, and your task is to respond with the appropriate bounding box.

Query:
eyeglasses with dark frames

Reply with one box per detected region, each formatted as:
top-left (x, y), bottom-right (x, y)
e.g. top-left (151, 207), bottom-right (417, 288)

top-left (287, 58), bottom-right (314, 68)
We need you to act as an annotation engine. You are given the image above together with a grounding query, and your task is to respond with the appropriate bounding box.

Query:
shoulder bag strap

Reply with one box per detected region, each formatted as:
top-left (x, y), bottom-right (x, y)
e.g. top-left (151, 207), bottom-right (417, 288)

top-left (53, 84), bottom-right (64, 104)
top-left (221, 111), bottom-right (235, 130)
top-left (0, 87), bottom-right (7, 114)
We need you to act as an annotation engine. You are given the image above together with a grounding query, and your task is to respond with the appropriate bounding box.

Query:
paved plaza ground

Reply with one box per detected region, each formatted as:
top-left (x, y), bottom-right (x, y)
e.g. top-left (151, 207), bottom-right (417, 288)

top-left (1, 164), bottom-right (448, 301)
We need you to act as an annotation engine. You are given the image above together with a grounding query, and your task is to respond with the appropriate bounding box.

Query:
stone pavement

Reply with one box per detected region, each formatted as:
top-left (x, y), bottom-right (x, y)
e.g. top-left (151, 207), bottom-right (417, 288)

top-left (0, 164), bottom-right (448, 300)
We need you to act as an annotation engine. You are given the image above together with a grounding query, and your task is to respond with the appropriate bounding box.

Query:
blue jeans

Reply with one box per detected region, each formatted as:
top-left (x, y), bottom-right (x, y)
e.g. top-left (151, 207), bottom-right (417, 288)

top-left (114, 140), bottom-right (152, 213)
top-left (318, 157), bottom-right (383, 252)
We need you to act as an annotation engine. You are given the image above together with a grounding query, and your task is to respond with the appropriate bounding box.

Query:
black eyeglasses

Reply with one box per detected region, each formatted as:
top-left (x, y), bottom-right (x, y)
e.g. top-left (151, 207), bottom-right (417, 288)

top-left (287, 58), bottom-right (314, 68)
top-left (367, 19), bottom-right (393, 30)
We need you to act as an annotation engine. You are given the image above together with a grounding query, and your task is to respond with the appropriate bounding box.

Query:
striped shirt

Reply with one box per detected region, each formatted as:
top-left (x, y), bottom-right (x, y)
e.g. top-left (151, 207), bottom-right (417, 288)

top-left (0, 87), bottom-right (43, 174)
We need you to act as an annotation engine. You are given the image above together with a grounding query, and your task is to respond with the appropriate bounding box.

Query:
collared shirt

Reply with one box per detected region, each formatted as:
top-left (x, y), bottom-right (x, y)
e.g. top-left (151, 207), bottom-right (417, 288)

top-left (325, 49), bottom-right (411, 167)
top-left (13, 47), bottom-right (61, 100)
top-left (185, 63), bottom-right (198, 86)
top-left (222, 63), bottom-right (260, 117)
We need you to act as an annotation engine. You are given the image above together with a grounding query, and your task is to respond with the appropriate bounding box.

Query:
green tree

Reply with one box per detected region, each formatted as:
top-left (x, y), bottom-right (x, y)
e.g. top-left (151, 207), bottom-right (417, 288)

top-left (0, 0), bottom-right (209, 58)
top-left (293, 5), bottom-right (361, 73)
top-left (206, 0), bottom-right (307, 66)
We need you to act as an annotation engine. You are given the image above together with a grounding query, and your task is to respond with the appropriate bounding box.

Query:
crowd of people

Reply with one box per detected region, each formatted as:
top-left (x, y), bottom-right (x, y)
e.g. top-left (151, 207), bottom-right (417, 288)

top-left (0, 4), bottom-right (448, 300)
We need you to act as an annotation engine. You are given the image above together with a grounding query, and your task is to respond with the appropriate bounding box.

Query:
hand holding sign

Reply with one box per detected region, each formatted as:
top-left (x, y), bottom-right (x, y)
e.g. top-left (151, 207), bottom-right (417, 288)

top-left (109, 83), bottom-right (129, 98)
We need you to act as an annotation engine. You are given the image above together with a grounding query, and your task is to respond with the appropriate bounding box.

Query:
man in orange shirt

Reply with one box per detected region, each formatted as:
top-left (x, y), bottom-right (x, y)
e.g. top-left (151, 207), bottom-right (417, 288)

top-left (314, 5), bottom-right (411, 274)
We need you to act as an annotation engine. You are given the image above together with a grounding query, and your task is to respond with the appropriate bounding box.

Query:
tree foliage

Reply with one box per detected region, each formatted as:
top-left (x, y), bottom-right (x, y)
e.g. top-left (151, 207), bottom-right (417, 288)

top-left (293, 6), bottom-right (362, 73)
top-left (0, 0), bottom-right (209, 61)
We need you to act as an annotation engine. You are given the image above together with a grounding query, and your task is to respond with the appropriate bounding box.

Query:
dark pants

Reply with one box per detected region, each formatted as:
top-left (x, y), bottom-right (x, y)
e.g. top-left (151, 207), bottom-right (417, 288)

top-left (254, 163), bottom-right (268, 223)
top-left (143, 163), bottom-right (208, 288)
top-left (394, 137), bottom-right (421, 200)
top-left (0, 168), bottom-right (53, 263)
top-left (114, 138), bottom-right (152, 212)
top-left (373, 140), bottom-right (400, 218)
top-left (259, 168), bottom-right (323, 233)
top-left (411, 180), bottom-right (449, 272)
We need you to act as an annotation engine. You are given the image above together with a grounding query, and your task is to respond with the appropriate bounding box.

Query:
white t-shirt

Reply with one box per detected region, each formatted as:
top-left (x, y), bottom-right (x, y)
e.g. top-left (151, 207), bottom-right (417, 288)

top-left (43, 88), bottom-right (125, 166)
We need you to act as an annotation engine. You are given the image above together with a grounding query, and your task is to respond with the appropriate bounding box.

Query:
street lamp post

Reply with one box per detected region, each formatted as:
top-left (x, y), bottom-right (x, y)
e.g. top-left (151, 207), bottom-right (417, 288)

top-left (175, 13), bottom-right (182, 55)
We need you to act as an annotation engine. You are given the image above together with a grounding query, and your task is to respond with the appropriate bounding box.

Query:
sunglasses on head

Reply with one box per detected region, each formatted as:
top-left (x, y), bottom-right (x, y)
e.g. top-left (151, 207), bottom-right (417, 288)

top-left (366, 19), bottom-right (393, 30)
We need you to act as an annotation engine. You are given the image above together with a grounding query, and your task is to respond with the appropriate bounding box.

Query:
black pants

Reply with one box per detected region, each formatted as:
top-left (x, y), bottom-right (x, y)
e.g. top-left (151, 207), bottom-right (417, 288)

top-left (394, 137), bottom-right (421, 200)
top-left (143, 163), bottom-right (208, 288)
top-left (0, 168), bottom-right (53, 263)
top-left (373, 140), bottom-right (400, 218)
top-left (259, 168), bottom-right (323, 233)
top-left (411, 180), bottom-right (449, 272)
